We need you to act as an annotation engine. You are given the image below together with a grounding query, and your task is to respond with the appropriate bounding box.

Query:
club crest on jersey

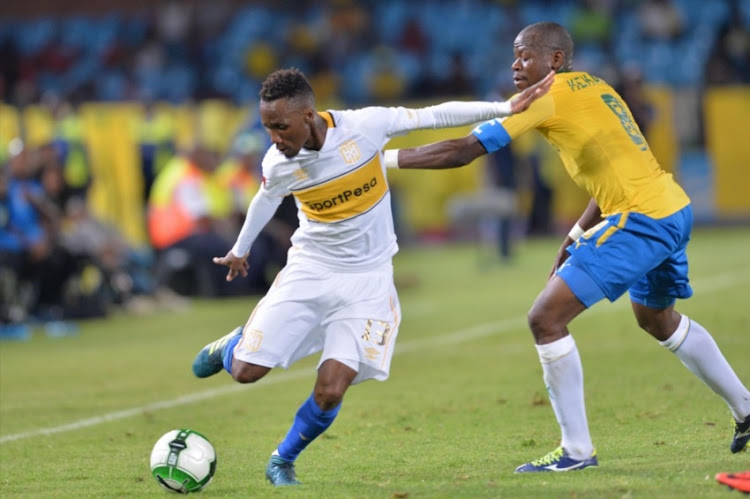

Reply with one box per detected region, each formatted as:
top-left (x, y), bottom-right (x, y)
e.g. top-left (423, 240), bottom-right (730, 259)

top-left (292, 168), bottom-right (308, 181)
top-left (339, 140), bottom-right (362, 164)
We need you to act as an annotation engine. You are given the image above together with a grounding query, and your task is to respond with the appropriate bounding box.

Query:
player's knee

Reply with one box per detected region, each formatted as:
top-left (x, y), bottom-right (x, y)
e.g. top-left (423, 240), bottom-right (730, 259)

top-left (314, 384), bottom-right (347, 410)
top-left (633, 306), bottom-right (681, 341)
top-left (527, 302), bottom-right (566, 343)
top-left (314, 390), bottom-right (344, 411)
top-left (635, 315), bottom-right (676, 342)
top-left (230, 361), bottom-right (270, 384)
top-left (527, 303), bottom-right (550, 335)
top-left (634, 313), bottom-right (654, 334)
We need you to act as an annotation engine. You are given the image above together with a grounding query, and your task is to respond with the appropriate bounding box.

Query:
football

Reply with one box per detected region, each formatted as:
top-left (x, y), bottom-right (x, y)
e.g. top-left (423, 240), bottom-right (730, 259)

top-left (150, 429), bottom-right (217, 494)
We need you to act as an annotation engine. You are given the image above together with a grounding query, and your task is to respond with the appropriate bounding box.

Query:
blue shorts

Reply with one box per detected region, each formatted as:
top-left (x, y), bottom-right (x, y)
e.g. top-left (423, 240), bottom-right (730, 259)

top-left (556, 205), bottom-right (694, 309)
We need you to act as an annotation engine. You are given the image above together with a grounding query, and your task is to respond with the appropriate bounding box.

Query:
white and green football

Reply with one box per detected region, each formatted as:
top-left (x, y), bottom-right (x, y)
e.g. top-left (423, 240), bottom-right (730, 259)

top-left (150, 429), bottom-right (217, 494)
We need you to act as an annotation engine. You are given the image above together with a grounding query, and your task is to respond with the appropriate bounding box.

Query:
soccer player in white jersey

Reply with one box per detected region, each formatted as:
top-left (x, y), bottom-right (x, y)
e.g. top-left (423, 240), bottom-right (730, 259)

top-left (191, 68), bottom-right (553, 486)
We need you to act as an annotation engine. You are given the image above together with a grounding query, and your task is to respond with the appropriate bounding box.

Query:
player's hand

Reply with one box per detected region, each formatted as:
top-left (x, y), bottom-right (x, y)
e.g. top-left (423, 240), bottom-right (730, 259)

top-left (548, 237), bottom-right (572, 280)
top-left (213, 251), bottom-right (249, 281)
top-left (510, 71), bottom-right (555, 114)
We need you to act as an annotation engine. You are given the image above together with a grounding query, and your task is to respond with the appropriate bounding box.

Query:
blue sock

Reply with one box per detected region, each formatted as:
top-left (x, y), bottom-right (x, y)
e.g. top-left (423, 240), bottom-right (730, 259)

top-left (277, 395), bottom-right (342, 462)
top-left (221, 333), bottom-right (243, 374)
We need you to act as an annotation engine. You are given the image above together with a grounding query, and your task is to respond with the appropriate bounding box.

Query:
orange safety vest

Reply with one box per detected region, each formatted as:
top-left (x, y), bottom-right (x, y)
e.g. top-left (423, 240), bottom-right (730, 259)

top-left (147, 159), bottom-right (205, 250)
top-left (213, 158), bottom-right (260, 216)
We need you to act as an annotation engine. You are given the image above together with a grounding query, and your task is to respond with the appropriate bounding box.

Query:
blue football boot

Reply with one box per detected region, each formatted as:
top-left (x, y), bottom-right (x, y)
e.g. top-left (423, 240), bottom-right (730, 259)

top-left (265, 455), bottom-right (301, 486)
top-left (515, 446), bottom-right (598, 473)
top-left (191, 326), bottom-right (243, 378)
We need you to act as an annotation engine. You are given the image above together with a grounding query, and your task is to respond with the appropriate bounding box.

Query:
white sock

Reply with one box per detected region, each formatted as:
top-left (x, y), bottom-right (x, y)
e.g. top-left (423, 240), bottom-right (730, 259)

top-left (536, 335), bottom-right (594, 460)
top-left (660, 315), bottom-right (750, 422)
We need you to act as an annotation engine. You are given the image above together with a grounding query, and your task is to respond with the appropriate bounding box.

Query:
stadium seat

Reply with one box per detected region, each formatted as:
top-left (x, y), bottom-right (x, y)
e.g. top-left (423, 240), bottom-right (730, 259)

top-left (95, 70), bottom-right (127, 101)
top-left (15, 16), bottom-right (56, 56)
top-left (162, 66), bottom-right (196, 103)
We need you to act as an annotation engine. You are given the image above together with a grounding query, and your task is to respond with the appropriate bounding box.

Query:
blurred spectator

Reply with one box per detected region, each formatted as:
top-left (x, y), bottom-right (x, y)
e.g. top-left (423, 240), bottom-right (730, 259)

top-left (2, 139), bottom-right (83, 326)
top-left (705, 5), bottom-right (750, 85)
top-left (0, 152), bottom-right (41, 336)
top-left (60, 197), bottom-right (157, 308)
top-left (511, 133), bottom-right (556, 237)
top-left (45, 95), bottom-right (92, 200)
top-left (36, 35), bottom-right (76, 77)
top-left (0, 36), bottom-right (20, 103)
top-left (367, 46), bottom-right (408, 101)
top-left (325, 0), bottom-right (373, 60)
top-left (637, 0), bottom-right (685, 40)
top-left (615, 65), bottom-right (655, 138)
top-left (570, 0), bottom-right (614, 48)
top-left (435, 53), bottom-right (474, 97)
top-left (399, 16), bottom-right (429, 55)
top-left (148, 143), bottom-right (255, 297)
top-left (133, 100), bottom-right (176, 201)
top-left (244, 42), bottom-right (279, 82)
top-left (213, 132), bottom-right (263, 222)
top-left (433, 79), bottom-right (518, 260)
top-left (485, 141), bottom-right (519, 262)
top-left (447, 153), bottom-right (518, 265)
top-left (37, 143), bottom-right (73, 213)
top-left (156, 0), bottom-right (193, 62)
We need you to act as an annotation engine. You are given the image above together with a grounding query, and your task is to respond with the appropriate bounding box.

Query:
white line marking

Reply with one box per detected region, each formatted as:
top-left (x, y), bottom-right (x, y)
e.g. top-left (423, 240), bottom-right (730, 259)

top-left (1, 269), bottom-right (748, 444)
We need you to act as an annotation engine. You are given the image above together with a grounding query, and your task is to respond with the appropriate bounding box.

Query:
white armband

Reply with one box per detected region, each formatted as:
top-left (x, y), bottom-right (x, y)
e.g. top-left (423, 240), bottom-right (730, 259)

top-left (568, 223), bottom-right (584, 241)
top-left (384, 149), bottom-right (399, 169)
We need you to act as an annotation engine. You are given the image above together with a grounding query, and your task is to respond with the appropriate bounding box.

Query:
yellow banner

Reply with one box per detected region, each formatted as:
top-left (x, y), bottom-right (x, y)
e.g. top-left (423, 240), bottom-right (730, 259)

top-left (705, 87), bottom-right (750, 217)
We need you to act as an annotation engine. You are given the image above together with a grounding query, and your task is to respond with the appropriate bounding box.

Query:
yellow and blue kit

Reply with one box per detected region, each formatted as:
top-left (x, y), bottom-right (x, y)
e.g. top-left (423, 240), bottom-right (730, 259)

top-left (472, 72), bottom-right (693, 308)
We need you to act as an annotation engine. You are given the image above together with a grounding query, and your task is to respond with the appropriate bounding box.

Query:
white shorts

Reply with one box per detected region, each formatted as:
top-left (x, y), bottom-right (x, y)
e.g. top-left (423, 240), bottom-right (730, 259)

top-left (233, 258), bottom-right (401, 384)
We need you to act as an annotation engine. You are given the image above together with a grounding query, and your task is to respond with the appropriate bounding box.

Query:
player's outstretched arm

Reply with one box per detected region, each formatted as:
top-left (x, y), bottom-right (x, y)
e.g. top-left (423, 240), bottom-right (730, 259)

top-left (383, 72), bottom-right (553, 171)
top-left (510, 71), bottom-right (555, 114)
top-left (214, 188), bottom-right (282, 281)
top-left (385, 134), bottom-right (488, 171)
top-left (385, 71), bottom-right (554, 137)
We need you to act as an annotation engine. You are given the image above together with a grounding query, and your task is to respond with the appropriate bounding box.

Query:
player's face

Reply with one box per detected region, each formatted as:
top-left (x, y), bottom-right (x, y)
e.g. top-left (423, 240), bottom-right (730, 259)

top-left (260, 98), bottom-right (314, 158)
top-left (511, 35), bottom-right (553, 90)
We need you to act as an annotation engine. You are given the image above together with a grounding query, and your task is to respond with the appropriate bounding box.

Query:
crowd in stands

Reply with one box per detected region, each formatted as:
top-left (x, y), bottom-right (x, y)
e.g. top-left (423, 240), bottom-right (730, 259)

top-left (2, 0), bottom-right (749, 338)
top-left (1, 0), bottom-right (748, 108)
top-left (1, 134), bottom-right (154, 337)
top-left (0, 111), bottom-right (297, 338)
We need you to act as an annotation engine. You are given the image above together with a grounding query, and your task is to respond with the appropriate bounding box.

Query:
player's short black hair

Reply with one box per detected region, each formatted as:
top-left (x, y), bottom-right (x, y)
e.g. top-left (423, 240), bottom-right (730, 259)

top-left (523, 22), bottom-right (575, 66)
top-left (259, 68), bottom-right (314, 103)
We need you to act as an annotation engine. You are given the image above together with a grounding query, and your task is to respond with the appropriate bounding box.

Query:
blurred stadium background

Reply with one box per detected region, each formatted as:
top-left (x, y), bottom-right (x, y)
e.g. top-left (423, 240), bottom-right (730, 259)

top-left (1, 0), bottom-right (749, 332)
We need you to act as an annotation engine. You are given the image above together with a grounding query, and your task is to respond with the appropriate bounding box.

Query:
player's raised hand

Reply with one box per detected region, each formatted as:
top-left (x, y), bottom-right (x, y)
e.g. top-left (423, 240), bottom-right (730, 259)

top-left (213, 251), bottom-right (250, 281)
top-left (510, 71), bottom-right (555, 114)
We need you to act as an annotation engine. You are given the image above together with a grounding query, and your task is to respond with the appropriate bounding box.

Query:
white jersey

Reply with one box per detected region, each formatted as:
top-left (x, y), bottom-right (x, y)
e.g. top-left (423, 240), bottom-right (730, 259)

top-left (230, 100), bottom-right (515, 268)
top-left (260, 107), bottom-right (424, 270)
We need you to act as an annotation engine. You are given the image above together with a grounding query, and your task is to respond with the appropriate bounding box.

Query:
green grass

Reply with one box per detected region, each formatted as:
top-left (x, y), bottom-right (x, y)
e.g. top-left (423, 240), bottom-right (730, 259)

top-left (1, 227), bottom-right (749, 498)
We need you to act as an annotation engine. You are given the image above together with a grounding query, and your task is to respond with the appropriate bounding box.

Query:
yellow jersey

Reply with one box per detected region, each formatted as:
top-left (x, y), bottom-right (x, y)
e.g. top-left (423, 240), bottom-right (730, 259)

top-left (472, 72), bottom-right (690, 218)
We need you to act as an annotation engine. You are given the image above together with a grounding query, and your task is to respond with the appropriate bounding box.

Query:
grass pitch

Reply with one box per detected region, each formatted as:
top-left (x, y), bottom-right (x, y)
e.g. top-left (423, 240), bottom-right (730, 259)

top-left (1, 227), bottom-right (749, 498)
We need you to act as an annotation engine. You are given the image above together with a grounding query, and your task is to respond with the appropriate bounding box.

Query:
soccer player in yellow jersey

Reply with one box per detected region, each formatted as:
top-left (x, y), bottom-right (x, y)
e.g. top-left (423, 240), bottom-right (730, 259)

top-left (385, 21), bottom-right (750, 472)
